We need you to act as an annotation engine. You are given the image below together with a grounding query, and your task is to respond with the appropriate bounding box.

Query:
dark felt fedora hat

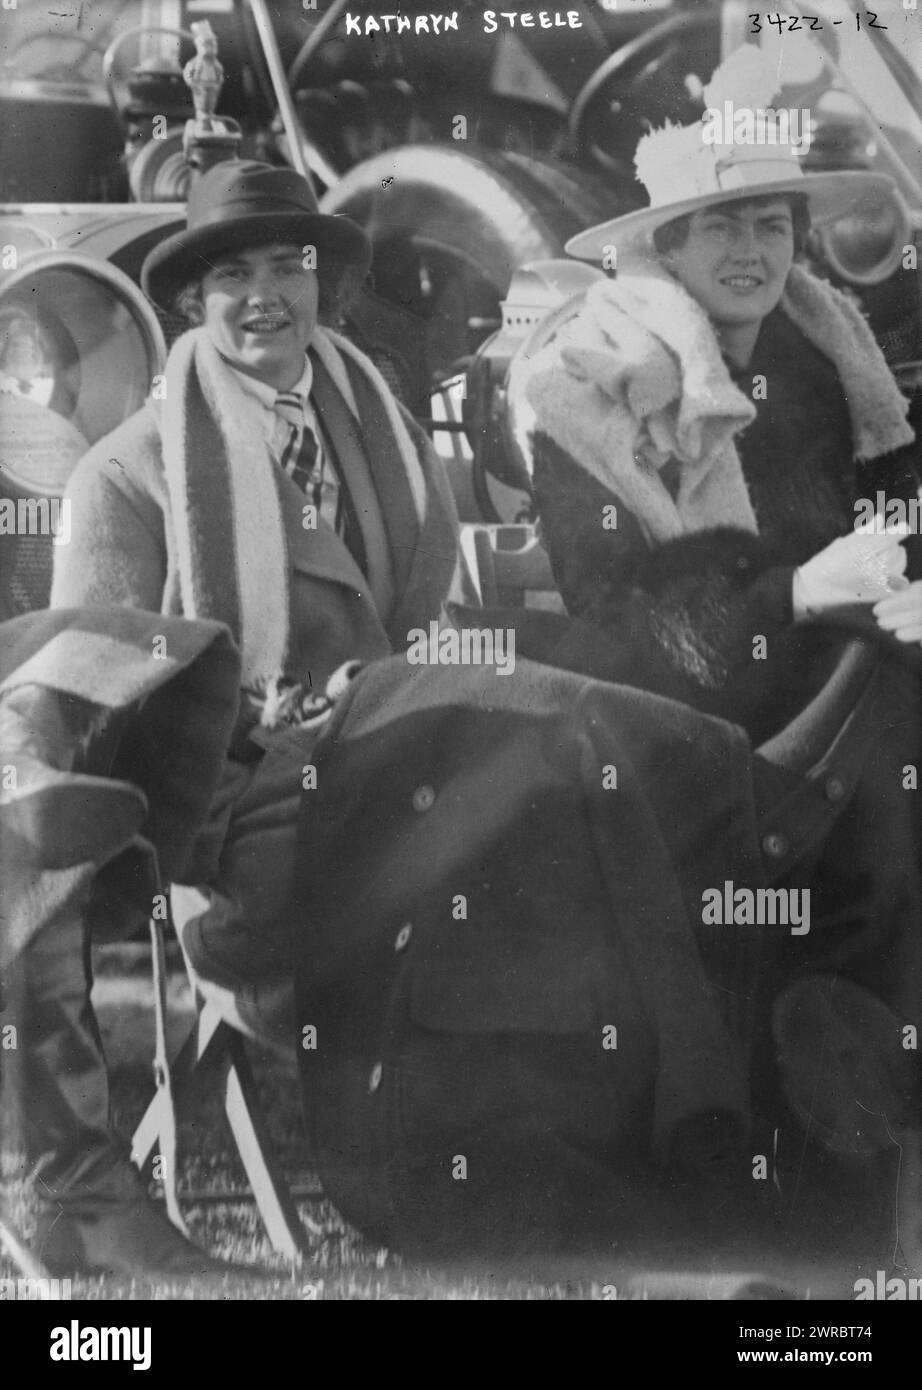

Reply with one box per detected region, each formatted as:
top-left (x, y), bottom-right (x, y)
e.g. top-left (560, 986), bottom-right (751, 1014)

top-left (141, 160), bottom-right (372, 312)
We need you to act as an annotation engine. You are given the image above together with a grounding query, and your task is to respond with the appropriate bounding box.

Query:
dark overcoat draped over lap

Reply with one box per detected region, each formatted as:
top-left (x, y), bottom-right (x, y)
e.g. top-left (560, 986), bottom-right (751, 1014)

top-left (291, 647), bottom-right (922, 1262)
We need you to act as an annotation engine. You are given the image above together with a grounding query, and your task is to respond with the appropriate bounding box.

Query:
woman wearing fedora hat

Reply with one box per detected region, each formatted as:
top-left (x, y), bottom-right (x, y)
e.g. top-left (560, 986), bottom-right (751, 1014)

top-left (53, 161), bottom-right (466, 1008)
top-left (2, 159), bottom-right (467, 1279)
top-left (59, 158), bottom-right (464, 695)
top-left (520, 47), bottom-right (922, 1210)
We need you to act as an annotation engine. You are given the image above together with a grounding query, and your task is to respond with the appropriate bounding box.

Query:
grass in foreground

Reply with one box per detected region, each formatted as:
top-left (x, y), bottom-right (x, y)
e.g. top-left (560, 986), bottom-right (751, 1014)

top-left (1, 945), bottom-right (611, 1300)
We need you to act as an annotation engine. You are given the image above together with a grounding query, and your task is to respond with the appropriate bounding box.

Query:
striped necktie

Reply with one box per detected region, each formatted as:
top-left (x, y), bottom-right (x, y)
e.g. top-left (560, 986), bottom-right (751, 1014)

top-left (274, 389), bottom-right (322, 502)
top-left (274, 384), bottom-right (365, 571)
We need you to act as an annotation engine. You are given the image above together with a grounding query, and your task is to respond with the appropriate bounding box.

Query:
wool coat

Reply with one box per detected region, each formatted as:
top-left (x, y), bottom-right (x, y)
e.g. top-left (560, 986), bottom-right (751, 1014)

top-left (514, 263), bottom-right (922, 1120)
top-left (48, 326), bottom-right (467, 901)
top-left (506, 268), bottom-right (922, 1206)
top-left (18, 322), bottom-right (468, 1057)
top-left (51, 327), bottom-right (465, 695)
top-left (290, 648), bottom-right (911, 1258)
top-left (519, 263), bottom-right (921, 733)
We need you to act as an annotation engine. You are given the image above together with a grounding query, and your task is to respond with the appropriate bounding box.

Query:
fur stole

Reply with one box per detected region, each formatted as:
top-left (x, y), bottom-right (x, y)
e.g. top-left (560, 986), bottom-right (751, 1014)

top-left (521, 255), bottom-right (913, 546)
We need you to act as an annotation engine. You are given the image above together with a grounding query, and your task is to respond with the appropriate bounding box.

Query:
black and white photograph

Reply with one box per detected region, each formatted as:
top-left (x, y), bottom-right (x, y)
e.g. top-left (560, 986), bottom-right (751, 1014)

top-left (1, 0), bottom-right (921, 1337)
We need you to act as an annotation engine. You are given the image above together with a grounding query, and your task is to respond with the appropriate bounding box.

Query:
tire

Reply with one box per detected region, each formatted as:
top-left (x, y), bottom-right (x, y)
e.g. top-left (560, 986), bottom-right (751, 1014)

top-left (499, 151), bottom-right (635, 242)
top-left (323, 144), bottom-right (627, 300)
top-left (323, 146), bottom-right (631, 519)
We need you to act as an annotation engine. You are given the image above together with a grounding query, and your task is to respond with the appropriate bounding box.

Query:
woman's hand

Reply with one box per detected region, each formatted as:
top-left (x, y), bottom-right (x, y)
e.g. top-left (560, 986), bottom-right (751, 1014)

top-left (873, 580), bottom-right (922, 645)
top-left (792, 526), bottom-right (909, 618)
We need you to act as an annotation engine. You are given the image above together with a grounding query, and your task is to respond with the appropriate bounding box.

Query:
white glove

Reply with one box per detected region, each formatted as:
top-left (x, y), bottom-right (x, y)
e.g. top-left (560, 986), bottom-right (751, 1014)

top-left (793, 525), bottom-right (909, 618)
top-left (873, 579), bottom-right (922, 645)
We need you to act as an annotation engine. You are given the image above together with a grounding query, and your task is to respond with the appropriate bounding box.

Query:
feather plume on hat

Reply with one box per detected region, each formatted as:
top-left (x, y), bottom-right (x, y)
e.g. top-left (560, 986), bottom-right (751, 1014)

top-left (566, 42), bottom-right (896, 260)
top-left (633, 45), bottom-right (783, 199)
top-left (633, 121), bottom-right (713, 205)
top-left (702, 43), bottom-right (780, 113)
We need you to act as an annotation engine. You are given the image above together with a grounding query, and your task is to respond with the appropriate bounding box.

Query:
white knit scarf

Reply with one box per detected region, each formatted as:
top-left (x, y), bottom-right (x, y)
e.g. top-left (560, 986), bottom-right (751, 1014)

top-left (158, 325), bottom-right (424, 686)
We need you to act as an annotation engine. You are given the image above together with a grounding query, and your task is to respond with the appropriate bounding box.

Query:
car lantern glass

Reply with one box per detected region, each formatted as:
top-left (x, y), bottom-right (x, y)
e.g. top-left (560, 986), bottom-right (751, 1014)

top-left (0, 252), bottom-right (165, 499)
top-left (815, 187), bottom-right (914, 287)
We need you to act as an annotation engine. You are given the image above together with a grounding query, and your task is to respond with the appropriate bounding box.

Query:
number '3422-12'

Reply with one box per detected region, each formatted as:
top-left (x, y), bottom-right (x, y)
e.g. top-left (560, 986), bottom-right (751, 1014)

top-left (749, 11), bottom-right (889, 33)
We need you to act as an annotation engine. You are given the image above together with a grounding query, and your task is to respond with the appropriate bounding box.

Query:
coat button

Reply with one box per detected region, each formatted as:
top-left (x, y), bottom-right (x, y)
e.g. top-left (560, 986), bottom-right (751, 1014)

top-left (395, 922), bottom-right (412, 952)
top-left (762, 832), bottom-right (789, 859)
top-left (824, 775), bottom-right (846, 803)
top-left (412, 784), bottom-right (435, 813)
top-left (368, 1062), bottom-right (383, 1093)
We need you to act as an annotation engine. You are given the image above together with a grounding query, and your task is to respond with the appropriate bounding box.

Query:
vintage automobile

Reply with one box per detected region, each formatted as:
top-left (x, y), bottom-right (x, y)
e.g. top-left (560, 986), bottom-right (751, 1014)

top-left (2, 0), bottom-right (919, 566)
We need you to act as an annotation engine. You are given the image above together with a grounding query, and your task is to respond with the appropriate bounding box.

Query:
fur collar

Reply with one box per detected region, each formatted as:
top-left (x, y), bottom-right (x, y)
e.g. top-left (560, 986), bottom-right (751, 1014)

top-left (780, 265), bottom-right (913, 462)
top-left (523, 254), bottom-right (913, 544)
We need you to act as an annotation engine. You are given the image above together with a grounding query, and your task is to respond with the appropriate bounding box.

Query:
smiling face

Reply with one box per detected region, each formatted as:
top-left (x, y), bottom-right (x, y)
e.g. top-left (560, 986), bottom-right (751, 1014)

top-left (659, 198), bottom-right (796, 338)
top-left (199, 243), bottom-right (319, 391)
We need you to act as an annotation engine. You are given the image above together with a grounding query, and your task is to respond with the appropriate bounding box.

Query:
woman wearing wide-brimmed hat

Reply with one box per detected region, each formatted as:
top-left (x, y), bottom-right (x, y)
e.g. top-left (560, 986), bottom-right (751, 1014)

top-left (520, 46), bottom-right (922, 1200)
top-left (521, 45), bottom-right (921, 681)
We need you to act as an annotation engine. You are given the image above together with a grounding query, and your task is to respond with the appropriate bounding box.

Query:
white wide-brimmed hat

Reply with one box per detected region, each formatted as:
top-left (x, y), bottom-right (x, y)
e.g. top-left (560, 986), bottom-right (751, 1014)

top-left (566, 45), bottom-right (895, 262)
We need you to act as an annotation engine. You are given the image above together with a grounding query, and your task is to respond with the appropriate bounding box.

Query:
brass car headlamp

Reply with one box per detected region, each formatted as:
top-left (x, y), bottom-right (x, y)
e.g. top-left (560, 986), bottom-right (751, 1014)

top-left (0, 249), bottom-right (166, 497)
top-left (814, 186), bottom-right (914, 288)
